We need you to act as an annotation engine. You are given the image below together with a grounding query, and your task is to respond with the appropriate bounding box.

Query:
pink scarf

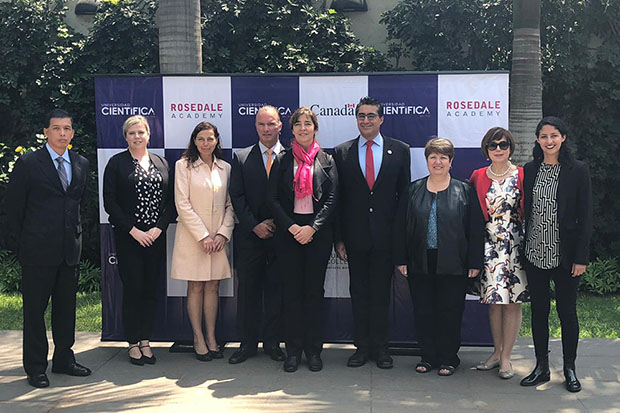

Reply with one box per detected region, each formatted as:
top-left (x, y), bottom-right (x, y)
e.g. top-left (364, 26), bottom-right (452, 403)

top-left (292, 139), bottom-right (320, 199)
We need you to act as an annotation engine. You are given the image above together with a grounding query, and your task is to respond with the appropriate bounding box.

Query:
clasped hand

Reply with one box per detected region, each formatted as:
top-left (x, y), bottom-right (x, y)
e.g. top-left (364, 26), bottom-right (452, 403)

top-left (200, 234), bottom-right (227, 254)
top-left (288, 224), bottom-right (315, 245)
top-left (253, 219), bottom-right (275, 239)
top-left (130, 226), bottom-right (162, 248)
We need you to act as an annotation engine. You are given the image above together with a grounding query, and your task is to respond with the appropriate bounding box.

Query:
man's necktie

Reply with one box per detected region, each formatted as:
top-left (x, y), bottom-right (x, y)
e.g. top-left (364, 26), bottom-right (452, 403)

top-left (56, 157), bottom-right (69, 191)
top-left (266, 149), bottom-right (273, 177)
top-left (365, 140), bottom-right (375, 189)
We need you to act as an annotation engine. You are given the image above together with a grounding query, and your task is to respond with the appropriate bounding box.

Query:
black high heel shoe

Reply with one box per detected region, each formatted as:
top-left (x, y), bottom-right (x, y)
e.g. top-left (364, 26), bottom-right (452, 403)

top-left (128, 344), bottom-right (145, 366)
top-left (194, 344), bottom-right (212, 362)
top-left (207, 344), bottom-right (224, 359)
top-left (139, 344), bottom-right (156, 365)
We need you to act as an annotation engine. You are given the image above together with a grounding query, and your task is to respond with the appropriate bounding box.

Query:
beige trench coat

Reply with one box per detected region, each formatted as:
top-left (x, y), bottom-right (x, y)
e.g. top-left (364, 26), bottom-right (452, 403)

top-left (171, 156), bottom-right (235, 281)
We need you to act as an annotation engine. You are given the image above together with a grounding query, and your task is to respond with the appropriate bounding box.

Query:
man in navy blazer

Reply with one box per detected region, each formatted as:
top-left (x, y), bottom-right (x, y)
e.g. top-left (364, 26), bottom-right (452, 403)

top-left (334, 97), bottom-right (410, 369)
top-left (6, 109), bottom-right (91, 388)
top-left (228, 105), bottom-right (285, 364)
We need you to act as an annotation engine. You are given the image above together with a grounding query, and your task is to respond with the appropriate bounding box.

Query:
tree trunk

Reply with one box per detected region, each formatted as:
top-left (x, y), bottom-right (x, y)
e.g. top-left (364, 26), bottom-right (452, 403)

top-left (510, 0), bottom-right (542, 165)
top-left (157, 0), bottom-right (202, 73)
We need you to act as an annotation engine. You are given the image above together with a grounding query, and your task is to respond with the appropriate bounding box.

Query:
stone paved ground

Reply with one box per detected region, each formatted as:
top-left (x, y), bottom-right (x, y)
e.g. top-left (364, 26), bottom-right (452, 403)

top-left (0, 331), bottom-right (618, 412)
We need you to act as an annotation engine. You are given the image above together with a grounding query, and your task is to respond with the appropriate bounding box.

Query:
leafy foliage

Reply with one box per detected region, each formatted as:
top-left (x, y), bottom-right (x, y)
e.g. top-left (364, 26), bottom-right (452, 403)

top-left (0, 249), bottom-right (101, 293)
top-left (201, 0), bottom-right (389, 72)
top-left (380, 0), bottom-right (512, 70)
top-left (382, 0), bottom-right (620, 259)
top-left (0, 250), bottom-right (21, 293)
top-left (579, 258), bottom-right (620, 295)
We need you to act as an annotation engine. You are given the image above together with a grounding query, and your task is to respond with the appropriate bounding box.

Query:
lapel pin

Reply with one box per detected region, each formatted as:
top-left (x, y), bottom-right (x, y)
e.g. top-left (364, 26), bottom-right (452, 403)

top-left (387, 149), bottom-right (393, 155)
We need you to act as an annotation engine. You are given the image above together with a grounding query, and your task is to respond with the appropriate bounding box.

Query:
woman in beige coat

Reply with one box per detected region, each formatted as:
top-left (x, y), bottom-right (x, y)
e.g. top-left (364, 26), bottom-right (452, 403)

top-left (171, 122), bottom-right (234, 361)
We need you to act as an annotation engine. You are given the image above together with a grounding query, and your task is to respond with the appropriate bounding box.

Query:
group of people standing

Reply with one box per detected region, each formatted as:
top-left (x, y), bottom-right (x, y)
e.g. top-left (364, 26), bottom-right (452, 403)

top-left (7, 99), bottom-right (591, 394)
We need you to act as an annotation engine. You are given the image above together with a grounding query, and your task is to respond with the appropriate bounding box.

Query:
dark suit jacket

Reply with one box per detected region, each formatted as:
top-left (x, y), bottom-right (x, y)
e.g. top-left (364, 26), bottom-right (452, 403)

top-left (5, 147), bottom-right (90, 266)
top-left (230, 144), bottom-right (275, 249)
top-left (523, 159), bottom-right (592, 268)
top-left (103, 150), bottom-right (173, 234)
top-left (269, 148), bottom-right (338, 234)
top-left (333, 136), bottom-right (410, 262)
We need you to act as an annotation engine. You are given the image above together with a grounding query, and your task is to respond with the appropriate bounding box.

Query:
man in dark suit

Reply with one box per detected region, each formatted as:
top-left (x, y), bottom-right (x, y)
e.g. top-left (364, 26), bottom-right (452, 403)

top-left (334, 96), bottom-right (410, 369)
top-left (228, 105), bottom-right (284, 364)
top-left (5, 109), bottom-right (91, 388)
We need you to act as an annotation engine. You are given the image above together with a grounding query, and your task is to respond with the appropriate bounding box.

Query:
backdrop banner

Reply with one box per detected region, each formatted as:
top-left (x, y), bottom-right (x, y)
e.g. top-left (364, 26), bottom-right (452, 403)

top-left (96, 72), bottom-right (509, 345)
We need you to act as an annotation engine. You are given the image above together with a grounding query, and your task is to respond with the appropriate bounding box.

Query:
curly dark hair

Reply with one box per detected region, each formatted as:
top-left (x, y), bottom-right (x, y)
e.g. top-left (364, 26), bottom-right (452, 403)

top-left (182, 122), bottom-right (223, 166)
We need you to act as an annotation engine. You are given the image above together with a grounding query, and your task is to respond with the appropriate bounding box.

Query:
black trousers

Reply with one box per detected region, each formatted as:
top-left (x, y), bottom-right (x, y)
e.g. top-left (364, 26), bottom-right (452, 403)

top-left (235, 238), bottom-right (282, 350)
top-left (525, 260), bottom-right (579, 366)
top-left (21, 263), bottom-right (78, 376)
top-left (114, 230), bottom-right (164, 344)
top-left (408, 249), bottom-right (467, 368)
top-left (276, 214), bottom-right (332, 357)
top-left (347, 248), bottom-right (393, 352)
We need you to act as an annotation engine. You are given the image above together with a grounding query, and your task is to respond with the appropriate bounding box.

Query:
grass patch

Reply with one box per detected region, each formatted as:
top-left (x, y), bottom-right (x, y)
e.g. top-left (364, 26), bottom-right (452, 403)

top-left (0, 292), bottom-right (101, 332)
top-left (0, 292), bottom-right (618, 338)
top-left (520, 294), bottom-right (620, 338)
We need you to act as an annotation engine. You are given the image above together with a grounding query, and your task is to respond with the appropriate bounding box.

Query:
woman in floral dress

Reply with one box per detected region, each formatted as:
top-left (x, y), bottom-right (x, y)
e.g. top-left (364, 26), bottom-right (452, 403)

top-left (469, 127), bottom-right (529, 379)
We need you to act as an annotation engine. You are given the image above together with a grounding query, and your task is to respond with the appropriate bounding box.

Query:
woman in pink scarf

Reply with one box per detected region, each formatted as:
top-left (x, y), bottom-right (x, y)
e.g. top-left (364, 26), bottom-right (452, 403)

top-left (270, 107), bottom-right (339, 373)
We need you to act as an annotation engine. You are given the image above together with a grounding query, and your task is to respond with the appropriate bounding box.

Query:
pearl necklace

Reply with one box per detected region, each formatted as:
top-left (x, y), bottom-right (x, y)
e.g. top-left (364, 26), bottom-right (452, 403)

top-left (488, 162), bottom-right (512, 177)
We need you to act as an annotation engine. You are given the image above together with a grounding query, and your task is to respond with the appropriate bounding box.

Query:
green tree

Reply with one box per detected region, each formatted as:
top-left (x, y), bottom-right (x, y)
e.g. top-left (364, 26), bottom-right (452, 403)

top-left (0, 0), bottom-right (81, 145)
top-left (201, 0), bottom-right (389, 72)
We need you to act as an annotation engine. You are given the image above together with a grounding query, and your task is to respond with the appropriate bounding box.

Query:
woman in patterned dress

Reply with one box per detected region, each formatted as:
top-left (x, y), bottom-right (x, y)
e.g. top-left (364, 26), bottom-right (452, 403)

top-left (520, 117), bottom-right (592, 393)
top-left (171, 122), bottom-right (235, 362)
top-left (469, 127), bottom-right (528, 380)
top-left (103, 115), bottom-right (174, 365)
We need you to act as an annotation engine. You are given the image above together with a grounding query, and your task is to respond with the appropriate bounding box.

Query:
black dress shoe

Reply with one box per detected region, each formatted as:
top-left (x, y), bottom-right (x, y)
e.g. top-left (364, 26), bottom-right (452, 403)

top-left (264, 345), bottom-right (285, 362)
top-left (51, 362), bottom-right (91, 377)
top-left (347, 350), bottom-right (369, 367)
top-left (564, 367), bottom-right (582, 393)
top-left (283, 355), bottom-right (300, 372)
top-left (520, 358), bottom-right (550, 387)
top-left (228, 347), bottom-right (257, 364)
top-left (307, 354), bottom-right (323, 372)
top-left (27, 373), bottom-right (50, 388)
top-left (375, 350), bottom-right (393, 369)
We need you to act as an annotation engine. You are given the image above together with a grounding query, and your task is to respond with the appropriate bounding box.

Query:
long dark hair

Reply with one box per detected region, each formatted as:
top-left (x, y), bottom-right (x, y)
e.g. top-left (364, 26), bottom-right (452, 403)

top-left (182, 122), bottom-right (223, 166)
top-left (532, 116), bottom-right (574, 164)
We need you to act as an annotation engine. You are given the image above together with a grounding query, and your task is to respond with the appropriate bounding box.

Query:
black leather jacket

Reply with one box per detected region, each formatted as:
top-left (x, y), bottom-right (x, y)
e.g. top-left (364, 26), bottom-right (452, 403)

top-left (396, 176), bottom-right (484, 275)
top-left (269, 148), bottom-right (339, 234)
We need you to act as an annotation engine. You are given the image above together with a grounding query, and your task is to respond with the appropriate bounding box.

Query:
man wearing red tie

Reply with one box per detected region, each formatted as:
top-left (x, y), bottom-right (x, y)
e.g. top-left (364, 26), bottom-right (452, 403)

top-left (334, 97), bottom-right (410, 369)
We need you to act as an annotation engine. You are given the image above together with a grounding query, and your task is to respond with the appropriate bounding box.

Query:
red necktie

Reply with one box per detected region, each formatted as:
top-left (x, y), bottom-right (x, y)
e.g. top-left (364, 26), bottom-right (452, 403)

top-left (365, 140), bottom-right (375, 189)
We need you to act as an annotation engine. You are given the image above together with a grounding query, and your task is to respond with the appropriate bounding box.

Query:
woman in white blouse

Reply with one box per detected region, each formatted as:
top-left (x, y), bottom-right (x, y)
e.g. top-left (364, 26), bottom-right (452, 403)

top-left (171, 122), bottom-right (235, 362)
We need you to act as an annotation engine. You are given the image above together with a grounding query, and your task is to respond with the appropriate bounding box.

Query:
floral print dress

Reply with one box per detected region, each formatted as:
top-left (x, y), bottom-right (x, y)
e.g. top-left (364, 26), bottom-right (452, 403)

top-left (480, 169), bottom-right (529, 304)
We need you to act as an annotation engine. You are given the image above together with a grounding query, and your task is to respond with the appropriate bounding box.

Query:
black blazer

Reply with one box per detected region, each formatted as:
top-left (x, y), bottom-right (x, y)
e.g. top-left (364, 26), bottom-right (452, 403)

top-left (333, 136), bottom-right (410, 261)
top-left (269, 148), bottom-right (338, 233)
top-left (398, 176), bottom-right (484, 275)
top-left (230, 143), bottom-right (274, 248)
top-left (523, 159), bottom-right (592, 268)
top-left (103, 150), bottom-right (174, 234)
top-left (5, 147), bottom-right (90, 266)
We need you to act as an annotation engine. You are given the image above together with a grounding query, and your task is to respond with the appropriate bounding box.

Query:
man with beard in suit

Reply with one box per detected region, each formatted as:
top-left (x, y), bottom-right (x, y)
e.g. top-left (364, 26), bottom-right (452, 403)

top-left (6, 109), bottom-right (91, 388)
top-left (334, 97), bottom-right (410, 369)
top-left (228, 105), bottom-right (285, 364)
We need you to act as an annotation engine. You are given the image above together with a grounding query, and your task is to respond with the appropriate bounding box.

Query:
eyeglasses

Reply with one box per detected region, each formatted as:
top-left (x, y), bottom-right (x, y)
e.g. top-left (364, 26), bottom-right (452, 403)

top-left (356, 113), bottom-right (378, 121)
top-left (487, 141), bottom-right (510, 151)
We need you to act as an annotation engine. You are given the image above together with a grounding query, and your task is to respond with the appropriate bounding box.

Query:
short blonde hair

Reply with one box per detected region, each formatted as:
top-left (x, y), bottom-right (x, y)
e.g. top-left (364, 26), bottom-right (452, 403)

top-left (424, 137), bottom-right (454, 160)
top-left (122, 115), bottom-right (150, 137)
